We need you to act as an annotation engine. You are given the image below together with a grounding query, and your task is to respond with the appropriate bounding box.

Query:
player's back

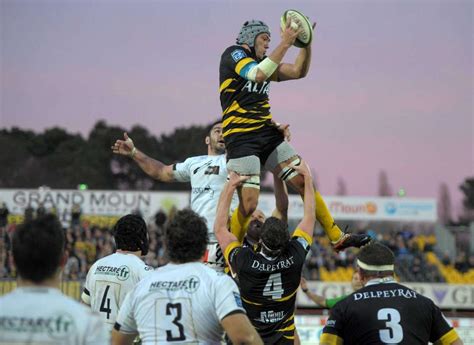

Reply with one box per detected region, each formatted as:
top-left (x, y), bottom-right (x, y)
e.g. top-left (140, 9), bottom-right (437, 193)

top-left (116, 261), bottom-right (245, 344)
top-left (82, 252), bottom-right (153, 330)
top-left (231, 238), bottom-right (308, 343)
top-left (0, 286), bottom-right (109, 344)
top-left (326, 281), bottom-right (455, 344)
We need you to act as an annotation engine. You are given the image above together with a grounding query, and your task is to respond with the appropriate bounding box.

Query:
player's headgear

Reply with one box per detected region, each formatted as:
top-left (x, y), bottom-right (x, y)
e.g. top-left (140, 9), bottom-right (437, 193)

top-left (113, 214), bottom-right (149, 255)
top-left (236, 20), bottom-right (270, 48)
top-left (357, 241), bottom-right (395, 273)
top-left (260, 217), bottom-right (289, 256)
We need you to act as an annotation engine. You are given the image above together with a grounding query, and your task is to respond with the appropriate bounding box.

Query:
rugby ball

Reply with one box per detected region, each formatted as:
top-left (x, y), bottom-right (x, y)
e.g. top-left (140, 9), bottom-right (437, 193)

top-left (280, 9), bottom-right (313, 48)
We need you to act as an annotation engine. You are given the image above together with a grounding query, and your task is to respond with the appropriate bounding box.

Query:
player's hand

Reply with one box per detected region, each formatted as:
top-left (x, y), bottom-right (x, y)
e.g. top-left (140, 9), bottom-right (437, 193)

top-left (278, 123), bottom-right (291, 142)
top-left (289, 160), bottom-right (311, 178)
top-left (281, 18), bottom-right (302, 46)
top-left (112, 132), bottom-right (135, 157)
top-left (300, 277), bottom-right (308, 290)
top-left (227, 171), bottom-right (250, 188)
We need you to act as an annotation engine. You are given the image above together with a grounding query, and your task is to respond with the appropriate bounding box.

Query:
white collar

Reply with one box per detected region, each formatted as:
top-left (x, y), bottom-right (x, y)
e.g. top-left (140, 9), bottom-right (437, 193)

top-left (365, 276), bottom-right (396, 286)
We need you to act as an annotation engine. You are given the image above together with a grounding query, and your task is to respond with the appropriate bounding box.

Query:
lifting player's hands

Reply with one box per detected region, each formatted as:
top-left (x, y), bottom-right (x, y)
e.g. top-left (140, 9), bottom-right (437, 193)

top-left (300, 277), bottom-right (308, 291)
top-left (281, 17), bottom-right (302, 46)
top-left (289, 159), bottom-right (312, 178)
top-left (111, 132), bottom-right (135, 157)
top-left (227, 171), bottom-right (251, 189)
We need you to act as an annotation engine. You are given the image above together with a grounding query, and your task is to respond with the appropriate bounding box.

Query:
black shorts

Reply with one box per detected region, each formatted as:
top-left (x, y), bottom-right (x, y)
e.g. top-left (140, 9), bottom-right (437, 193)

top-left (225, 126), bottom-right (284, 165)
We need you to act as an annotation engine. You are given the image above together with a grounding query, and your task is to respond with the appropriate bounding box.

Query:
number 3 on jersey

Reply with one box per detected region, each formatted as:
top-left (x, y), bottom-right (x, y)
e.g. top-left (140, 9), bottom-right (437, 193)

top-left (263, 273), bottom-right (284, 300)
top-left (378, 308), bottom-right (404, 343)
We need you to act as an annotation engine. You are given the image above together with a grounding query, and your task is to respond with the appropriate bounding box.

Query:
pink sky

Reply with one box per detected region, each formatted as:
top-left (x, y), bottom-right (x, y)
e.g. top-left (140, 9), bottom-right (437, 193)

top-left (1, 0), bottom-right (472, 217)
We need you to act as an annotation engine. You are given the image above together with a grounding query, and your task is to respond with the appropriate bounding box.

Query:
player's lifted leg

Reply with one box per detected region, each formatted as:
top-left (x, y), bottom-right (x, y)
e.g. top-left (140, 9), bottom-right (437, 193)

top-left (266, 142), bottom-right (371, 252)
top-left (227, 155), bottom-right (261, 242)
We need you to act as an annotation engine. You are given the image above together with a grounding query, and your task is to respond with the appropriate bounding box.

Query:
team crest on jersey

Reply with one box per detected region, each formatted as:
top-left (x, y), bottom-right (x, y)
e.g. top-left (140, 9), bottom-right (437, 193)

top-left (204, 165), bottom-right (220, 175)
top-left (233, 291), bottom-right (243, 308)
top-left (231, 49), bottom-right (247, 62)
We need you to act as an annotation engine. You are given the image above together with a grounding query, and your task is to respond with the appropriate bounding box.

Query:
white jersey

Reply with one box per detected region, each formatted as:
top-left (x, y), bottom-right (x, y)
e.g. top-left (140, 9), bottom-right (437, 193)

top-left (81, 252), bottom-right (153, 331)
top-left (116, 261), bottom-right (245, 344)
top-left (173, 154), bottom-right (237, 243)
top-left (0, 287), bottom-right (109, 345)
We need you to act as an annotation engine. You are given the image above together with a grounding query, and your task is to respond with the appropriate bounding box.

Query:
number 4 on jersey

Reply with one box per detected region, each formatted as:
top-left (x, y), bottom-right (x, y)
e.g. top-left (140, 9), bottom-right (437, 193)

top-left (263, 273), bottom-right (284, 300)
top-left (100, 285), bottom-right (112, 319)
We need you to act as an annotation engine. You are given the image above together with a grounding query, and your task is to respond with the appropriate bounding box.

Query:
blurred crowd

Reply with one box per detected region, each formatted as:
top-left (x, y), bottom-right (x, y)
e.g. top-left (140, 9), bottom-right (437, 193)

top-left (1, 203), bottom-right (474, 283)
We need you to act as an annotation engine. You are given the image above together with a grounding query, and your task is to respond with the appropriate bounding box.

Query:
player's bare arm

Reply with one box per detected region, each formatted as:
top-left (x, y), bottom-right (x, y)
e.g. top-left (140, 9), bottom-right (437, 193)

top-left (111, 132), bottom-right (175, 182)
top-left (273, 22), bottom-right (316, 81)
top-left (111, 329), bottom-right (137, 345)
top-left (221, 313), bottom-right (263, 345)
top-left (254, 19), bottom-right (301, 83)
top-left (300, 277), bottom-right (327, 307)
top-left (271, 171), bottom-right (289, 223)
top-left (292, 161), bottom-right (316, 236)
top-left (214, 172), bottom-right (249, 252)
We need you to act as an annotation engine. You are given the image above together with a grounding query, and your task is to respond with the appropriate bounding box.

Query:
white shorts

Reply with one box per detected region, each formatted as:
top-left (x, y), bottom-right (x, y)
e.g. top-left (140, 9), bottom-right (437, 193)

top-left (202, 242), bottom-right (225, 272)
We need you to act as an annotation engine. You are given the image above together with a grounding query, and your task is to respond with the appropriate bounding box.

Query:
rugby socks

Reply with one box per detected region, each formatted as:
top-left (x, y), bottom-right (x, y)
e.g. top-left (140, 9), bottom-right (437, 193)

top-left (314, 191), bottom-right (344, 243)
top-left (230, 207), bottom-right (251, 243)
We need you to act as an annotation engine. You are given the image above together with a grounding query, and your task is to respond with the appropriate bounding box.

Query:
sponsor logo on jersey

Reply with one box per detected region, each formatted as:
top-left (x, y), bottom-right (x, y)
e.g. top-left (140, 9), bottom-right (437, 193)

top-left (255, 310), bottom-right (285, 324)
top-left (204, 165), bottom-right (220, 175)
top-left (0, 313), bottom-right (76, 339)
top-left (251, 256), bottom-right (295, 272)
top-left (231, 49), bottom-right (247, 62)
top-left (353, 288), bottom-right (417, 301)
top-left (192, 186), bottom-right (214, 197)
top-left (150, 275), bottom-right (200, 293)
top-left (326, 319), bottom-right (336, 328)
top-left (241, 80), bottom-right (270, 95)
top-left (95, 265), bottom-right (130, 281)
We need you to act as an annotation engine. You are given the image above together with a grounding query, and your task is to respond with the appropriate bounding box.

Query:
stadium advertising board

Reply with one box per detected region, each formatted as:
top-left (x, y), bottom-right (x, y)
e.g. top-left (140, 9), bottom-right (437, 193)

top-left (297, 281), bottom-right (474, 310)
top-left (0, 189), bottom-right (436, 222)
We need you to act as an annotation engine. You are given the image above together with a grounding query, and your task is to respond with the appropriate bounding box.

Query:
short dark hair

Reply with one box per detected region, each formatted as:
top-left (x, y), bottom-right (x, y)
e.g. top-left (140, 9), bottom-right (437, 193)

top-left (207, 120), bottom-right (222, 136)
top-left (246, 219), bottom-right (264, 244)
top-left (165, 209), bottom-right (208, 263)
top-left (113, 214), bottom-right (149, 255)
top-left (13, 214), bottom-right (64, 283)
top-left (357, 241), bottom-right (395, 278)
top-left (261, 217), bottom-right (289, 255)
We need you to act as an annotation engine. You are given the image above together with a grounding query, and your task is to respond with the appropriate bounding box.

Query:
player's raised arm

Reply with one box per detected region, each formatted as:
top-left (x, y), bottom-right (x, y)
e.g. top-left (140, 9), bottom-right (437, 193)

top-left (214, 172), bottom-right (249, 252)
top-left (292, 161), bottom-right (316, 237)
top-left (271, 171), bottom-right (289, 223)
top-left (111, 132), bottom-right (175, 182)
top-left (274, 22), bottom-right (316, 82)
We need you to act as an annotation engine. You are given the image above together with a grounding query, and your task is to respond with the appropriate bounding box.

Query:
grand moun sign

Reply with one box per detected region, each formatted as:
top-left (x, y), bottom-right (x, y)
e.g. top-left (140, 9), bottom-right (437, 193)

top-left (297, 281), bottom-right (474, 310)
top-left (0, 189), bottom-right (436, 222)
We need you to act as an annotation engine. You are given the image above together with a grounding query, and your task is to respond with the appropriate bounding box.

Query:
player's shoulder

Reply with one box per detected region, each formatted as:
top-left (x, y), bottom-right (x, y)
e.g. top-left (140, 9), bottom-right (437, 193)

top-left (183, 155), bottom-right (212, 164)
top-left (221, 45), bottom-right (251, 62)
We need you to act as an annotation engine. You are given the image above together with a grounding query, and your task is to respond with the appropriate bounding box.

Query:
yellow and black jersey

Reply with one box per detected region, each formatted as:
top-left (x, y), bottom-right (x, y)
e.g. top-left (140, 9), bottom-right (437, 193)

top-left (321, 280), bottom-right (461, 345)
top-left (219, 45), bottom-right (275, 150)
top-left (224, 229), bottom-right (312, 344)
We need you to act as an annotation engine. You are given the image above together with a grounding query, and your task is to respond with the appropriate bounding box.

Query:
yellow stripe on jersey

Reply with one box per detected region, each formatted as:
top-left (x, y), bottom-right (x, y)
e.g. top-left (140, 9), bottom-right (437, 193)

top-left (222, 115), bottom-right (269, 128)
top-left (242, 296), bottom-right (263, 306)
top-left (293, 228), bottom-right (313, 245)
top-left (235, 57), bottom-right (255, 75)
top-left (434, 329), bottom-right (460, 345)
top-left (284, 335), bottom-right (295, 340)
top-left (275, 288), bottom-right (298, 302)
top-left (223, 100), bottom-right (247, 115)
top-left (319, 333), bottom-right (344, 345)
top-left (277, 323), bottom-right (295, 332)
top-left (224, 241), bottom-right (241, 264)
top-left (224, 89), bottom-right (236, 93)
top-left (223, 124), bottom-right (265, 137)
top-left (219, 78), bottom-right (235, 93)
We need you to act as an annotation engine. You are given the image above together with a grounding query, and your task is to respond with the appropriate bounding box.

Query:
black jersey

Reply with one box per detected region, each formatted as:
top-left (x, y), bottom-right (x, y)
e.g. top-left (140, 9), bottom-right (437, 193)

top-left (321, 279), bottom-right (460, 345)
top-left (219, 45), bottom-right (274, 150)
top-left (224, 229), bottom-right (312, 344)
